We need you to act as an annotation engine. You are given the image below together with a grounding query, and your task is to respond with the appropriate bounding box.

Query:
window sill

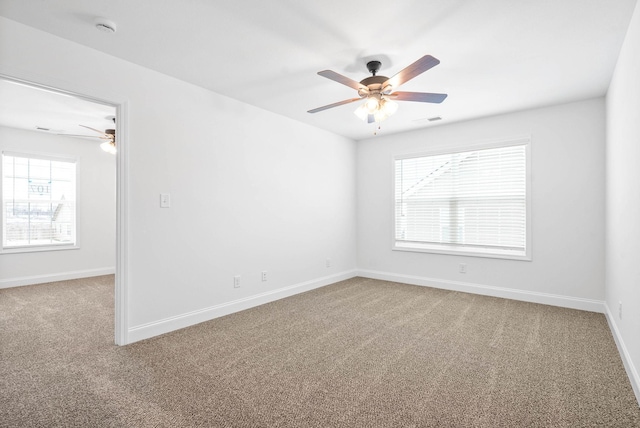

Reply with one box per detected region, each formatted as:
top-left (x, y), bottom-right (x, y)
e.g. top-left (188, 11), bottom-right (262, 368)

top-left (393, 241), bottom-right (531, 261)
top-left (1, 244), bottom-right (80, 255)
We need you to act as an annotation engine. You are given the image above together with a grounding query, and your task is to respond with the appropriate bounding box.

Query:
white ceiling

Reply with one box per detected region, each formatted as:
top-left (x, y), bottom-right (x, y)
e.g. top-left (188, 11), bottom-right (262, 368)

top-left (0, 0), bottom-right (637, 141)
top-left (0, 79), bottom-right (116, 141)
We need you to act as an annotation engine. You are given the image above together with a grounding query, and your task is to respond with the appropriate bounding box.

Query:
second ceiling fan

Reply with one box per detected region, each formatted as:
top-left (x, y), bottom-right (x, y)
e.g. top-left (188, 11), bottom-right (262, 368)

top-left (59, 117), bottom-right (117, 154)
top-left (308, 55), bottom-right (447, 124)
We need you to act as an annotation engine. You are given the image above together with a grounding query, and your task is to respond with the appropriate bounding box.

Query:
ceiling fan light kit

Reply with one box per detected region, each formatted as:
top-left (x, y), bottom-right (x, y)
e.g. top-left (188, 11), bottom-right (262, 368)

top-left (100, 128), bottom-right (117, 154)
top-left (100, 140), bottom-right (117, 154)
top-left (58, 123), bottom-right (117, 154)
top-left (353, 96), bottom-right (398, 123)
top-left (308, 55), bottom-right (447, 130)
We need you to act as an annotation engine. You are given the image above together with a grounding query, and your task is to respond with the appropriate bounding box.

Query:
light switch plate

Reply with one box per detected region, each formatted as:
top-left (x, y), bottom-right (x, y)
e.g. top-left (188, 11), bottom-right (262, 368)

top-left (160, 193), bottom-right (171, 208)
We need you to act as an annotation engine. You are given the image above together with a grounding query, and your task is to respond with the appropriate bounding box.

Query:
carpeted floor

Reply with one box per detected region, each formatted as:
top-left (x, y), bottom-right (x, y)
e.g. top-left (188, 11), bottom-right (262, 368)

top-left (1, 275), bottom-right (639, 427)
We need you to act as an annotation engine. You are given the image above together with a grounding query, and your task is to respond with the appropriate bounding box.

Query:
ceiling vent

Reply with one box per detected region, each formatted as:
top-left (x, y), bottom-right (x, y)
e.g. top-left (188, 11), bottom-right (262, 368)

top-left (412, 116), bottom-right (443, 125)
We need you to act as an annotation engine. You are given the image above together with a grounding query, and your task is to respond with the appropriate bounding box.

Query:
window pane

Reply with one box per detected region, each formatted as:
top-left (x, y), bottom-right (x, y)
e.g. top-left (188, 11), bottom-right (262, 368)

top-left (51, 180), bottom-right (74, 201)
top-left (29, 158), bottom-right (50, 180)
top-left (28, 179), bottom-right (52, 201)
top-left (51, 160), bottom-right (75, 182)
top-left (2, 156), bottom-right (13, 177)
top-left (4, 202), bottom-right (29, 246)
top-left (395, 143), bottom-right (527, 254)
top-left (12, 177), bottom-right (28, 200)
top-left (2, 153), bottom-right (77, 248)
top-left (12, 157), bottom-right (28, 178)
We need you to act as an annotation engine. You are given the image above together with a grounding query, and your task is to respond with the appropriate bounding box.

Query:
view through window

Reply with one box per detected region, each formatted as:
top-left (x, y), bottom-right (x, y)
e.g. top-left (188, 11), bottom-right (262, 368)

top-left (394, 140), bottom-right (529, 259)
top-left (2, 152), bottom-right (77, 249)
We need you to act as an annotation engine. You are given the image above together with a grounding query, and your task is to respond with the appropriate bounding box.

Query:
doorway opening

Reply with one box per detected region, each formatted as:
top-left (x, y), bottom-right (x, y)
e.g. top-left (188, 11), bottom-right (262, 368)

top-left (0, 75), bottom-right (128, 345)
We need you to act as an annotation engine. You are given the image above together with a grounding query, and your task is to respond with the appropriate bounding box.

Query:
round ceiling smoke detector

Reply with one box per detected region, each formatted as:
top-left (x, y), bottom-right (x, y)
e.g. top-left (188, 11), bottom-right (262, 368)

top-left (94, 17), bottom-right (116, 33)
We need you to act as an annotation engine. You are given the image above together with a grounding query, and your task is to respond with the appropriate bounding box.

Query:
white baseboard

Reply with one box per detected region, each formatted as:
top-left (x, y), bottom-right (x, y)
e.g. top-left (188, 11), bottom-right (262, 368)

top-left (604, 303), bottom-right (640, 406)
top-left (0, 267), bottom-right (116, 289)
top-left (357, 269), bottom-right (606, 313)
top-left (127, 269), bottom-right (358, 344)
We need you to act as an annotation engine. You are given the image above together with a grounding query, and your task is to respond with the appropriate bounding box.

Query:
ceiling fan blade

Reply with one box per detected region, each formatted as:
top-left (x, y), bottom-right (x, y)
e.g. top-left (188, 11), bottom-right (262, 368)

top-left (57, 133), bottom-right (101, 139)
top-left (383, 55), bottom-right (440, 89)
top-left (308, 97), bottom-right (362, 113)
top-left (367, 114), bottom-right (375, 124)
top-left (79, 124), bottom-right (107, 136)
top-left (388, 91), bottom-right (448, 103)
top-left (318, 70), bottom-right (367, 91)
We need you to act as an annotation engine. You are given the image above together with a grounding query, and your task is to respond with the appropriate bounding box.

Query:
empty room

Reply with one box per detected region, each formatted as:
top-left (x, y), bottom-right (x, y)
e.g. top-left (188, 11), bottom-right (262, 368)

top-left (1, 1), bottom-right (639, 426)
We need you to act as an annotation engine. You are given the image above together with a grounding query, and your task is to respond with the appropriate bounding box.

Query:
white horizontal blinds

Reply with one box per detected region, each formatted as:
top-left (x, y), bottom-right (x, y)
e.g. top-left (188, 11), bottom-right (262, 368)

top-left (395, 144), bottom-right (526, 251)
top-left (2, 154), bottom-right (76, 248)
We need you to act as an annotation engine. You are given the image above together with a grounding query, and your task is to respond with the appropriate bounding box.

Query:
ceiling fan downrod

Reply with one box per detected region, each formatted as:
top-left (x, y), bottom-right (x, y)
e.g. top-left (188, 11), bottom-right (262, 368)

top-left (366, 60), bottom-right (382, 76)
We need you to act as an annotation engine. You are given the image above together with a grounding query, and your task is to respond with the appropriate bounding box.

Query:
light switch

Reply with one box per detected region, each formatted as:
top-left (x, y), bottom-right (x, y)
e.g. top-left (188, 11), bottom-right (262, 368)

top-left (160, 193), bottom-right (171, 208)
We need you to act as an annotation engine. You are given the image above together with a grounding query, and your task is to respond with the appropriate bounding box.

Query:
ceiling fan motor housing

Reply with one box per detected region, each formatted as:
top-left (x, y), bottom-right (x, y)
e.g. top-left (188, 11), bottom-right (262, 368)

top-left (360, 75), bottom-right (388, 87)
top-left (359, 75), bottom-right (391, 98)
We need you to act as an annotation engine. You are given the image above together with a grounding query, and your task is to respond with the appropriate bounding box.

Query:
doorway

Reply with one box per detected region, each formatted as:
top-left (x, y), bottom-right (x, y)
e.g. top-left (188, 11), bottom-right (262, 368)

top-left (0, 75), bottom-right (127, 345)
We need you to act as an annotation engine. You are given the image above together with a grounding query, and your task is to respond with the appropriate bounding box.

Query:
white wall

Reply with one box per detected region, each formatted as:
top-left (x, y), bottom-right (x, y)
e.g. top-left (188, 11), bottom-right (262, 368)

top-left (0, 126), bottom-right (115, 287)
top-left (357, 98), bottom-right (606, 309)
top-left (0, 17), bottom-right (357, 342)
top-left (605, 0), bottom-right (640, 402)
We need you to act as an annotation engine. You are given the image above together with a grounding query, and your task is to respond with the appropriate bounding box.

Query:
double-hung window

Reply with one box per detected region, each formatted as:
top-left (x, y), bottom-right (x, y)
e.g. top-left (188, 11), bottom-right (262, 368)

top-left (2, 152), bottom-right (78, 252)
top-left (394, 138), bottom-right (530, 260)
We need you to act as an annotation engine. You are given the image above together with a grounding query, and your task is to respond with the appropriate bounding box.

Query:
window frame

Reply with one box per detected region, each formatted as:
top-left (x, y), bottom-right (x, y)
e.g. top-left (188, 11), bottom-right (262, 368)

top-left (1, 150), bottom-right (80, 254)
top-left (391, 136), bottom-right (532, 261)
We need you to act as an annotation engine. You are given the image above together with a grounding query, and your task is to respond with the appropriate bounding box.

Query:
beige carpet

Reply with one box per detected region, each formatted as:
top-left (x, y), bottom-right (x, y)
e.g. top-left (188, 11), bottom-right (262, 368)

top-left (1, 275), bottom-right (639, 427)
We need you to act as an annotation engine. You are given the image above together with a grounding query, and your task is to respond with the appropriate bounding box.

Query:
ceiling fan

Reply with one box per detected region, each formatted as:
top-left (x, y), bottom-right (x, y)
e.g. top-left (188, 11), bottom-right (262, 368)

top-left (308, 55), bottom-right (447, 124)
top-left (59, 119), bottom-right (116, 154)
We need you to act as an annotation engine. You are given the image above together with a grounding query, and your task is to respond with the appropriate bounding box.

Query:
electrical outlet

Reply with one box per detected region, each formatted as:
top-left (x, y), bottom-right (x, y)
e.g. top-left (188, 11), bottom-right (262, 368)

top-left (326, 259), bottom-right (331, 268)
top-left (234, 275), bottom-right (241, 288)
top-left (261, 271), bottom-right (267, 282)
top-left (619, 301), bottom-right (622, 320)
top-left (459, 263), bottom-right (467, 274)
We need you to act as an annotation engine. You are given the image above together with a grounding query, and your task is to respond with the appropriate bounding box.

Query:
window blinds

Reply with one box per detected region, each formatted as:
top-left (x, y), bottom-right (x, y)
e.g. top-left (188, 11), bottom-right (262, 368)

top-left (395, 143), bottom-right (527, 254)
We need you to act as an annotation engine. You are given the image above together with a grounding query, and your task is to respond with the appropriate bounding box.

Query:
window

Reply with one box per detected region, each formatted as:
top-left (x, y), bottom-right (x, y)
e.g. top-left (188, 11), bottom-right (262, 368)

top-left (394, 138), bottom-right (530, 260)
top-left (2, 152), bottom-right (77, 251)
